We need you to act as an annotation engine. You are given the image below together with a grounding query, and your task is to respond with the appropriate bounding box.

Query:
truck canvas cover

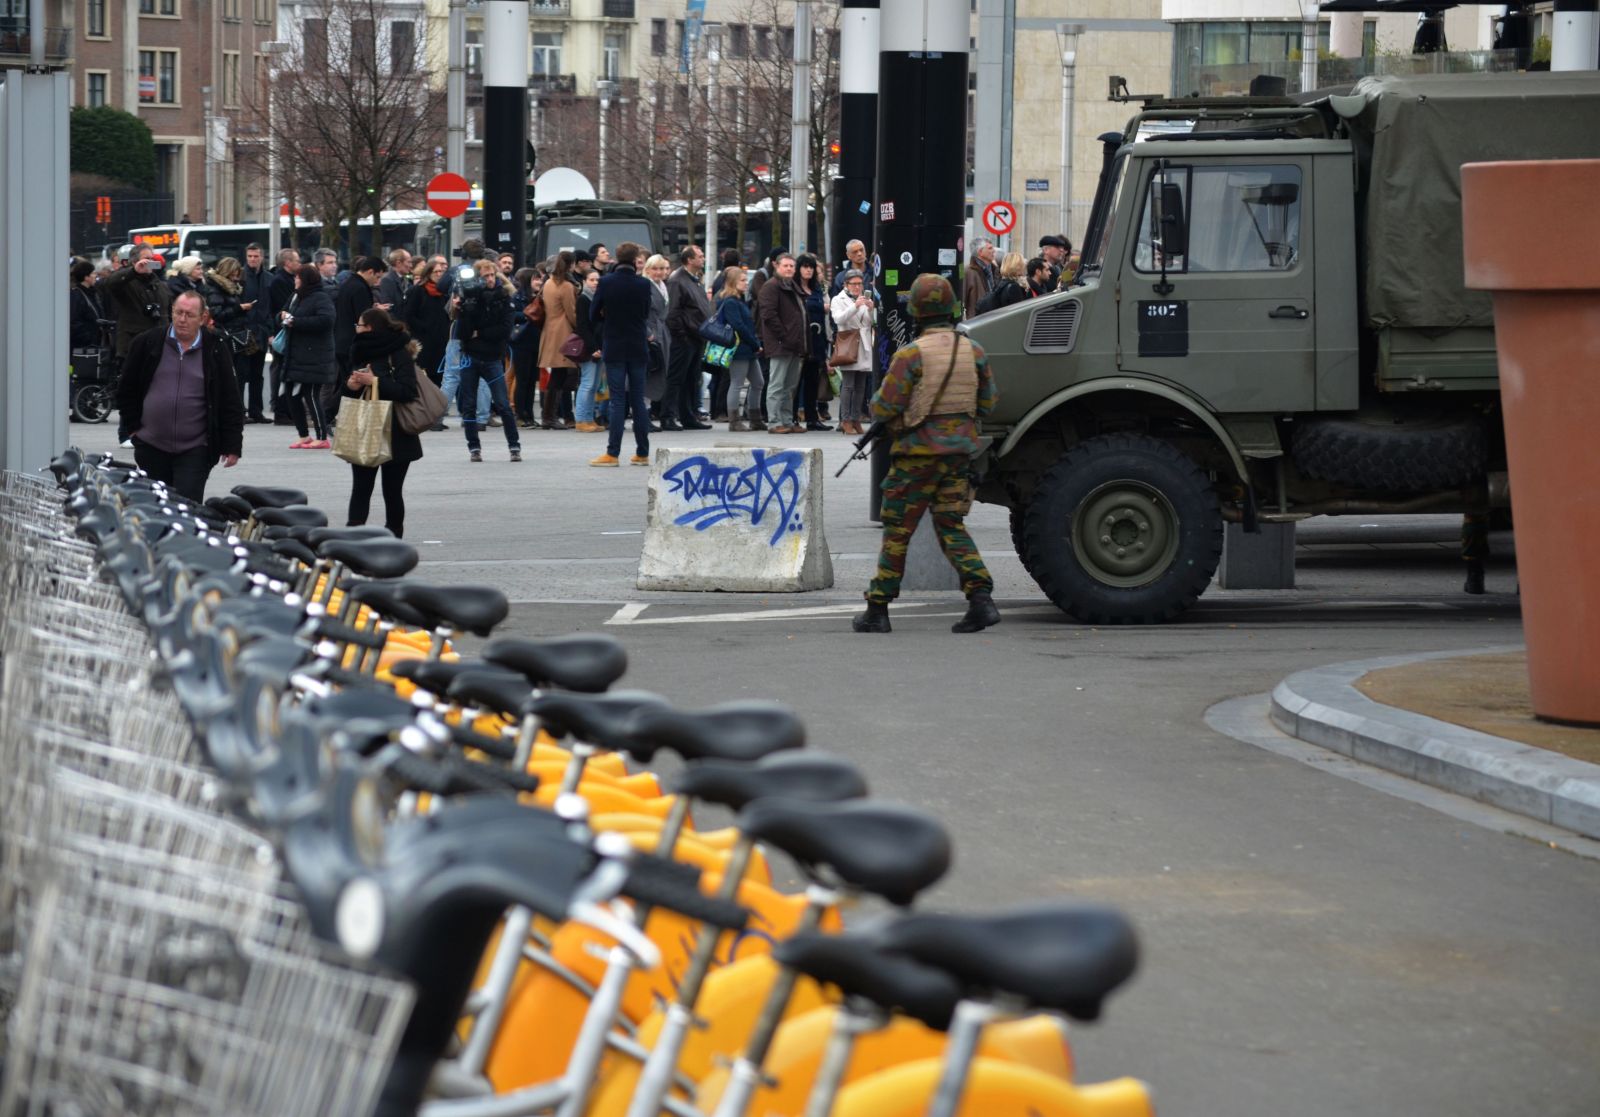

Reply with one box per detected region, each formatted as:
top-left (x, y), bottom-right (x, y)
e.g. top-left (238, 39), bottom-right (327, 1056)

top-left (1336, 71), bottom-right (1600, 331)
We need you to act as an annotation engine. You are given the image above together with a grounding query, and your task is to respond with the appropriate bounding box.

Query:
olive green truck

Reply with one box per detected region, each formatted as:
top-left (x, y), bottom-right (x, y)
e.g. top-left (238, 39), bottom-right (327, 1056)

top-left (962, 71), bottom-right (1600, 624)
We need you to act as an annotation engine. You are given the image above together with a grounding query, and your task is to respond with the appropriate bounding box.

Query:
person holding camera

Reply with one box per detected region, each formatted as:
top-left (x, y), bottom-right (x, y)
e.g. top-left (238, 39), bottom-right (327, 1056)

top-left (452, 257), bottom-right (522, 462)
top-left (100, 243), bottom-right (172, 358)
top-left (115, 289), bottom-right (244, 503)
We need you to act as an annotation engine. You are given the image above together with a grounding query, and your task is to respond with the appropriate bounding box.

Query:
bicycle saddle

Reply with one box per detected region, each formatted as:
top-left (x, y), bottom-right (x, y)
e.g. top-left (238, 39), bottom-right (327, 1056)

top-left (877, 904), bottom-right (1139, 1022)
top-left (252, 505), bottom-right (329, 530)
top-left (736, 801), bottom-right (951, 907)
top-left (206, 494), bottom-right (255, 522)
top-left (446, 669), bottom-right (536, 717)
top-left (773, 931), bottom-right (963, 1031)
top-left (628, 703), bottom-right (805, 764)
top-left (232, 484), bottom-right (309, 509)
top-left (527, 691), bottom-right (671, 752)
top-left (303, 689), bottom-right (421, 753)
top-left (307, 525), bottom-right (394, 548)
top-left (348, 581), bottom-right (432, 629)
top-left (482, 634), bottom-right (628, 693)
top-left (270, 537), bottom-right (319, 567)
top-left (394, 583), bottom-right (510, 636)
top-left (671, 753), bottom-right (868, 811)
top-left (389, 658), bottom-right (489, 695)
top-left (318, 539), bottom-right (420, 580)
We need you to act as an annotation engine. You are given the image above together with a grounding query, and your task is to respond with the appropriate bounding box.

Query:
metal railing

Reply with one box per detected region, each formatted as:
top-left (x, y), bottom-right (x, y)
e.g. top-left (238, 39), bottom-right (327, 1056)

top-left (0, 19), bottom-right (73, 63)
top-left (1182, 49), bottom-right (1523, 98)
top-left (601, 0), bottom-right (635, 18)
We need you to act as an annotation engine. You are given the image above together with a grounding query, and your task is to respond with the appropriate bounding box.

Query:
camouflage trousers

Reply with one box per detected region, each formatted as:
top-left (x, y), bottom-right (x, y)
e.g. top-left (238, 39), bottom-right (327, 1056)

top-left (1461, 511), bottom-right (1491, 564)
top-left (866, 454), bottom-right (994, 604)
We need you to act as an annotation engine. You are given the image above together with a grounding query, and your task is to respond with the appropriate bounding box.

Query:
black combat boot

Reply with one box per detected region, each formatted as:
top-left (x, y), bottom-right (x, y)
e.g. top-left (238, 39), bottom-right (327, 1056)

top-left (951, 591), bottom-right (1001, 634)
top-left (1463, 562), bottom-right (1486, 595)
top-left (852, 601), bottom-right (891, 633)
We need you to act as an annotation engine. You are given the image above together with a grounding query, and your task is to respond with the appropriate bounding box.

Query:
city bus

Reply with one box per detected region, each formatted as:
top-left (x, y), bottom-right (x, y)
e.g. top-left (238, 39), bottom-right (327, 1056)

top-left (126, 211), bottom-right (443, 267)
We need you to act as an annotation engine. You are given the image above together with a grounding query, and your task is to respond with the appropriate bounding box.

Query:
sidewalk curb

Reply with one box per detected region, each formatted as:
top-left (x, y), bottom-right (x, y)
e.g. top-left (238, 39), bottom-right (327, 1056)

top-left (1269, 646), bottom-right (1600, 841)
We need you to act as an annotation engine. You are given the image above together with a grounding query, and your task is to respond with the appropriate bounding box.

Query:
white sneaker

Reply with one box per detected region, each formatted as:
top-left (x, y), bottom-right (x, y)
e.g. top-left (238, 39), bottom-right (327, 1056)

top-left (119, 438), bottom-right (133, 448)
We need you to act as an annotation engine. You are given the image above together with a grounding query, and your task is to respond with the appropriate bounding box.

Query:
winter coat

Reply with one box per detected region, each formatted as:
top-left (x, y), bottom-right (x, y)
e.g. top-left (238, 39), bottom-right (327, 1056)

top-left (335, 275), bottom-right (376, 361)
top-left (800, 283), bottom-right (829, 362)
top-left (961, 258), bottom-right (995, 315)
top-left (240, 263), bottom-right (274, 341)
top-left (117, 326), bottom-right (245, 460)
top-left (509, 286), bottom-right (541, 358)
top-left (457, 280), bottom-right (513, 363)
top-left (981, 278), bottom-right (1033, 314)
top-left (377, 269), bottom-right (409, 309)
top-left (166, 273), bottom-right (201, 301)
top-left (203, 271), bottom-right (249, 334)
top-left (591, 265), bottom-right (653, 366)
top-left (647, 280), bottom-right (671, 373)
top-left (666, 267), bottom-right (713, 342)
top-left (829, 289), bottom-right (876, 372)
top-left (268, 267), bottom-right (297, 320)
top-left (537, 277), bottom-right (579, 369)
top-left (402, 282), bottom-right (452, 381)
top-left (345, 326), bottom-right (424, 465)
top-left (70, 286), bottom-right (104, 349)
top-left (100, 266), bottom-right (172, 357)
top-left (717, 294), bottom-right (761, 361)
top-left (755, 275), bottom-right (807, 357)
top-left (279, 278), bottom-right (337, 385)
top-left (574, 289), bottom-right (602, 361)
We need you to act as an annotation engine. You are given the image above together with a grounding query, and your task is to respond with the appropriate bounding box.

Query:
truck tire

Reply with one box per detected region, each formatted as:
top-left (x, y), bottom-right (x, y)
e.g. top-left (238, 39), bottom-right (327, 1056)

top-left (1292, 411), bottom-right (1488, 492)
top-left (1009, 503), bottom-right (1037, 578)
top-left (1022, 434), bottom-right (1223, 624)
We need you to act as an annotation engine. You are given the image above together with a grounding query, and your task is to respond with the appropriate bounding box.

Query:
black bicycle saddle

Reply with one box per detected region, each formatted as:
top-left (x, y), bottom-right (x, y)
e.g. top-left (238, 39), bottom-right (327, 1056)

top-left (270, 537), bottom-right (319, 567)
top-left (308, 525), bottom-right (394, 549)
top-left (773, 930), bottom-right (963, 1031)
top-left (670, 754), bottom-right (868, 812)
top-left (389, 658), bottom-right (490, 695)
top-left (876, 904), bottom-right (1139, 1022)
top-left (206, 494), bottom-right (256, 522)
top-left (395, 583), bottom-right (510, 636)
top-left (628, 703), bottom-right (805, 765)
top-left (348, 581), bottom-right (433, 629)
top-left (252, 505), bottom-right (330, 530)
top-left (447, 669), bottom-right (536, 718)
top-left (482, 635), bottom-right (628, 693)
top-left (319, 539), bottom-right (420, 580)
top-left (736, 800), bottom-right (951, 907)
top-left (232, 484), bottom-right (309, 509)
top-left (527, 691), bottom-right (671, 752)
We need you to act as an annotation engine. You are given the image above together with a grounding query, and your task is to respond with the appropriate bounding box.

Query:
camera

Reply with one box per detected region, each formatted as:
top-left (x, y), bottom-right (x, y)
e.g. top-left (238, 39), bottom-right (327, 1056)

top-left (453, 263), bottom-right (486, 296)
top-left (142, 302), bottom-right (162, 320)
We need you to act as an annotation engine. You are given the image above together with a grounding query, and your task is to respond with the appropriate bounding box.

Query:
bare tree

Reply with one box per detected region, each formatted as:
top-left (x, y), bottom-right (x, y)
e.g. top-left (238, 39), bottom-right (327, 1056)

top-left (245, 0), bottom-right (442, 257)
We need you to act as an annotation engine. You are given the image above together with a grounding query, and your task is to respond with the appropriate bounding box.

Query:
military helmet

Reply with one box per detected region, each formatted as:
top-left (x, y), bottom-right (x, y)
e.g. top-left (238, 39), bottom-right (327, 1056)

top-left (907, 274), bottom-right (957, 319)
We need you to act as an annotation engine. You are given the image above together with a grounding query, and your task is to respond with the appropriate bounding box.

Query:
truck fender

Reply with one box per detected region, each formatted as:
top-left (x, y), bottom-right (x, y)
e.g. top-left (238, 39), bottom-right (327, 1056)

top-left (996, 379), bottom-right (1250, 483)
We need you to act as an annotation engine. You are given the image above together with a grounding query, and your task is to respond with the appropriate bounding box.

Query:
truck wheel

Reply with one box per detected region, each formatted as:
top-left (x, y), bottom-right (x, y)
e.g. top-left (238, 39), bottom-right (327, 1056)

top-left (1009, 503), bottom-right (1037, 578)
top-left (1022, 434), bottom-right (1222, 624)
top-left (1292, 411), bottom-right (1488, 491)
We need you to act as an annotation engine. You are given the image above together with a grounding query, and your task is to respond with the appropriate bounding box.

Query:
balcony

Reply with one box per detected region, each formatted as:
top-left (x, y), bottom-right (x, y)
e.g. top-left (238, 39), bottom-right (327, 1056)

top-left (529, 72), bottom-right (576, 95)
top-left (0, 18), bottom-right (72, 65)
top-left (529, 0), bottom-right (570, 15)
top-left (601, 0), bottom-right (634, 18)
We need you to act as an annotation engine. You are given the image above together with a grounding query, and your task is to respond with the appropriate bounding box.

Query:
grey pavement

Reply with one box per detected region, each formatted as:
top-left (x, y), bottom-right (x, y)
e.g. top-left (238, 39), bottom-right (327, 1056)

top-left (70, 418), bottom-right (1598, 1117)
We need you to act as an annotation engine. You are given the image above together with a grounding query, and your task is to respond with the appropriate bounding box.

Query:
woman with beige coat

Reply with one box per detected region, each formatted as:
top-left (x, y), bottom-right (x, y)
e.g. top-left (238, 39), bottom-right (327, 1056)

top-left (536, 250), bottom-right (579, 429)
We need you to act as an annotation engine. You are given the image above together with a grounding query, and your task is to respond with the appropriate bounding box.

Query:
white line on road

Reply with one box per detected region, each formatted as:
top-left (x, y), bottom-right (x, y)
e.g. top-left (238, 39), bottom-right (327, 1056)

top-left (604, 603), bottom-right (1061, 625)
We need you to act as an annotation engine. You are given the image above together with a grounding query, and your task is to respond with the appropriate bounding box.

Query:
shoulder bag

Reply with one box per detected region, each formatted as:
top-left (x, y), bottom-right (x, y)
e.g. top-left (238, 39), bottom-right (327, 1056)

top-left (560, 330), bottom-right (589, 361)
top-left (697, 302), bottom-right (736, 347)
top-left (393, 353), bottom-right (449, 435)
top-left (828, 327), bottom-right (862, 368)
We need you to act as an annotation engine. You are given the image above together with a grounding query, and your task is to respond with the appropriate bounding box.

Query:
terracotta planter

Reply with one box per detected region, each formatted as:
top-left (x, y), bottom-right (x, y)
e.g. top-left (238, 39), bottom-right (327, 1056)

top-left (1461, 159), bottom-right (1600, 726)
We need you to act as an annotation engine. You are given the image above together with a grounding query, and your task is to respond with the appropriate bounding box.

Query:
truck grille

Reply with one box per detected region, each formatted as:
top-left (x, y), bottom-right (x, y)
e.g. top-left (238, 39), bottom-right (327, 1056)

top-left (1025, 299), bottom-right (1079, 353)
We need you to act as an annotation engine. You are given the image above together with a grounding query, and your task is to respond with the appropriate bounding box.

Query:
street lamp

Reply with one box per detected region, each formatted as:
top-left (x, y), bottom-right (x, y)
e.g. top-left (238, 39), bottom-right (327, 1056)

top-left (1299, 1), bottom-right (1321, 94)
top-left (261, 40), bottom-right (291, 260)
top-left (596, 79), bottom-right (616, 197)
top-left (703, 22), bottom-right (721, 288)
top-left (1055, 23), bottom-right (1082, 241)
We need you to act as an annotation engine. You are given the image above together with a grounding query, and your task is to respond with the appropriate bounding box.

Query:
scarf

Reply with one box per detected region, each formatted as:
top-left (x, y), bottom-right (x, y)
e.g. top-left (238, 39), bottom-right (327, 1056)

top-left (205, 269), bottom-right (240, 296)
top-left (423, 280), bottom-right (441, 297)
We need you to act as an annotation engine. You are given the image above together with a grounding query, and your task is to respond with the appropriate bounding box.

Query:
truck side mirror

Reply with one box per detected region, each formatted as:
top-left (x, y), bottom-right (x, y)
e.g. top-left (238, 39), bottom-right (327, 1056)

top-left (1150, 181), bottom-right (1188, 259)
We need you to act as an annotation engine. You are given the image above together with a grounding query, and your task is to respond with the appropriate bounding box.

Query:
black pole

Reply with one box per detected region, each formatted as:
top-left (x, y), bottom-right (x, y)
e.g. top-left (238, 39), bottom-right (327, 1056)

top-left (832, 0), bottom-right (878, 270)
top-left (482, 0), bottom-right (530, 265)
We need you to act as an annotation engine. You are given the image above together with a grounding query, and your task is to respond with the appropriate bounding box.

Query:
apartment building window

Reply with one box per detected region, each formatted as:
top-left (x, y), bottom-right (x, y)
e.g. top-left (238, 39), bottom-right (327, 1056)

top-left (674, 20), bottom-right (685, 59)
top-left (728, 24), bottom-right (747, 58)
top-left (303, 18), bottom-right (327, 70)
top-left (753, 25), bottom-right (770, 59)
top-left (139, 0), bottom-right (176, 15)
top-left (465, 28), bottom-right (481, 75)
top-left (222, 51), bottom-right (240, 107)
top-left (651, 19), bottom-right (665, 56)
top-left (776, 25), bottom-right (792, 58)
top-left (603, 32), bottom-right (623, 82)
top-left (86, 71), bottom-right (109, 107)
top-left (139, 49), bottom-right (179, 102)
top-left (352, 18), bottom-right (377, 74)
top-left (85, 0), bottom-right (107, 37)
top-left (532, 32), bottom-right (562, 78)
top-left (222, 0), bottom-right (239, 20)
top-left (826, 27), bottom-right (839, 60)
top-left (390, 21), bottom-right (415, 74)
top-left (253, 0), bottom-right (271, 24)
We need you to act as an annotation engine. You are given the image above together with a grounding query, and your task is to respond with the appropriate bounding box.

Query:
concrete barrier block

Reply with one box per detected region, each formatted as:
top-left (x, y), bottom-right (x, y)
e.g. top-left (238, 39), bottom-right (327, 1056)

top-left (637, 446), bottom-right (834, 592)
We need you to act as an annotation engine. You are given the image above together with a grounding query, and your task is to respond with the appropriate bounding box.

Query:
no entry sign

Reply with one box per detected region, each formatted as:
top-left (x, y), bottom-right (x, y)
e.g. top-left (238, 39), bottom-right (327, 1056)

top-left (426, 172), bottom-right (473, 219)
top-left (981, 200), bottom-right (1017, 237)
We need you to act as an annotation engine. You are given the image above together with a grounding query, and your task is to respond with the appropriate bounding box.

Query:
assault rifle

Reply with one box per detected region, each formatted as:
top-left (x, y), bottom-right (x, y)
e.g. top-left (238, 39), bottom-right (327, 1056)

top-left (834, 421), bottom-right (889, 478)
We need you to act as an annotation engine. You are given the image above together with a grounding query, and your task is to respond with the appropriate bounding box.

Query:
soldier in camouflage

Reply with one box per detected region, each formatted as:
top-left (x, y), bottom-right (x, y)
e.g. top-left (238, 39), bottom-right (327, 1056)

top-left (853, 274), bottom-right (1001, 635)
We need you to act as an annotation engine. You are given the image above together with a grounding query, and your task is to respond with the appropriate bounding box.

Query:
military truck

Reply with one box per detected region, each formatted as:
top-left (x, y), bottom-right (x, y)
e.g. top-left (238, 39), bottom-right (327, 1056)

top-left (529, 200), bottom-right (661, 261)
top-left (962, 71), bottom-right (1600, 624)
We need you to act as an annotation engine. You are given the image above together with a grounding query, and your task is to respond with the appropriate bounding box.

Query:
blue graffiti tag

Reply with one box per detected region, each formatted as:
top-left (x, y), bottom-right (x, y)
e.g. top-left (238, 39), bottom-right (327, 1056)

top-left (661, 449), bottom-right (806, 546)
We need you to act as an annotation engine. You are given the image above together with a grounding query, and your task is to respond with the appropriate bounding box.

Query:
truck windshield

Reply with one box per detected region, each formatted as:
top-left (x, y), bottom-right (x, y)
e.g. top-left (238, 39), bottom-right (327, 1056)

top-left (1079, 154), bottom-right (1127, 278)
top-left (543, 221), bottom-right (654, 255)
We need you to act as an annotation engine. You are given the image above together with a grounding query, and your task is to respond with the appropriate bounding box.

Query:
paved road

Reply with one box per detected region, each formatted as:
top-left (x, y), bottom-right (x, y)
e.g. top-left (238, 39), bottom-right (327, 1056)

top-left (72, 419), bottom-right (1595, 1117)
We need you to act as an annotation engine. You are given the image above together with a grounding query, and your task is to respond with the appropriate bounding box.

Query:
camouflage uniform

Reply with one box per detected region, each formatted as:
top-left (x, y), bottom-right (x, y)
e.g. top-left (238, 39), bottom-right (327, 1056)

top-left (864, 279), bottom-right (998, 605)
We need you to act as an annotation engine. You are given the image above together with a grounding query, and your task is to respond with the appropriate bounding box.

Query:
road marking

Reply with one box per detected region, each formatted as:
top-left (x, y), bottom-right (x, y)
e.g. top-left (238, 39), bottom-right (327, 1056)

top-left (604, 603), bottom-right (1062, 625)
top-left (607, 603), bottom-right (649, 624)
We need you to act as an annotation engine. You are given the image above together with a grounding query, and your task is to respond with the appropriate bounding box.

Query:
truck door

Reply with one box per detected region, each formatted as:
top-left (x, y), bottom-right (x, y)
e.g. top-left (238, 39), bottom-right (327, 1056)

top-left (1118, 159), bottom-right (1316, 412)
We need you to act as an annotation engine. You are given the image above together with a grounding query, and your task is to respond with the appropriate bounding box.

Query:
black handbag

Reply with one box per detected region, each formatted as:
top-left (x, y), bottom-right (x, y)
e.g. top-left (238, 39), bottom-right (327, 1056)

top-left (696, 304), bottom-right (735, 347)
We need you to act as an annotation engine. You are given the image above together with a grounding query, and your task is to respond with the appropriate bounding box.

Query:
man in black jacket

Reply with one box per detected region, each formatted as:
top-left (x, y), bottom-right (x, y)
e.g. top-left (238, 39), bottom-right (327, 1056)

top-left (237, 243), bottom-right (273, 422)
top-left (329, 256), bottom-right (383, 424)
top-left (453, 258), bottom-right (522, 463)
top-left (663, 245), bottom-right (713, 430)
top-left (100, 244), bottom-right (172, 358)
top-left (116, 289), bottom-right (245, 502)
top-left (266, 247), bottom-right (302, 420)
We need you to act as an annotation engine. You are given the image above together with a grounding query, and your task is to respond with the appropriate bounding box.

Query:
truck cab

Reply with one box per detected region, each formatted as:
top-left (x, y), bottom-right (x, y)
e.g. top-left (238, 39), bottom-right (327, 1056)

top-left (963, 72), bottom-right (1600, 624)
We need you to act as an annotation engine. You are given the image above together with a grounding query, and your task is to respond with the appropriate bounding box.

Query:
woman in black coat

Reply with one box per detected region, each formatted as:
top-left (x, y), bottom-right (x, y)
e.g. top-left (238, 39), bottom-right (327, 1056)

top-left (279, 264), bottom-right (336, 447)
top-left (402, 257), bottom-right (452, 388)
top-left (344, 308), bottom-right (423, 538)
top-left (69, 258), bottom-right (104, 349)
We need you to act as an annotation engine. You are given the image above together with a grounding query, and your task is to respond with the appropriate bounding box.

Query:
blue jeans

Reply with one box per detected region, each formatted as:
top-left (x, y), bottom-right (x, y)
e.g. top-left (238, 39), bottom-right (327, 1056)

top-left (458, 357), bottom-right (520, 452)
top-left (442, 359), bottom-right (491, 418)
top-left (576, 360), bottom-right (601, 424)
top-left (605, 359), bottom-right (651, 458)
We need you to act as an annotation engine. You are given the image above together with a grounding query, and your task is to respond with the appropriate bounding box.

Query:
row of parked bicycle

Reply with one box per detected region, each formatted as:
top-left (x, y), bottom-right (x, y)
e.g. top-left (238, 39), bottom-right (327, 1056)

top-left (0, 449), bottom-right (1152, 1117)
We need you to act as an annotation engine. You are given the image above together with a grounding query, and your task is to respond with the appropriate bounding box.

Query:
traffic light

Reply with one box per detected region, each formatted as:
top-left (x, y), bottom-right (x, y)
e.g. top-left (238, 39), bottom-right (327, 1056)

top-left (829, 141), bottom-right (841, 158)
